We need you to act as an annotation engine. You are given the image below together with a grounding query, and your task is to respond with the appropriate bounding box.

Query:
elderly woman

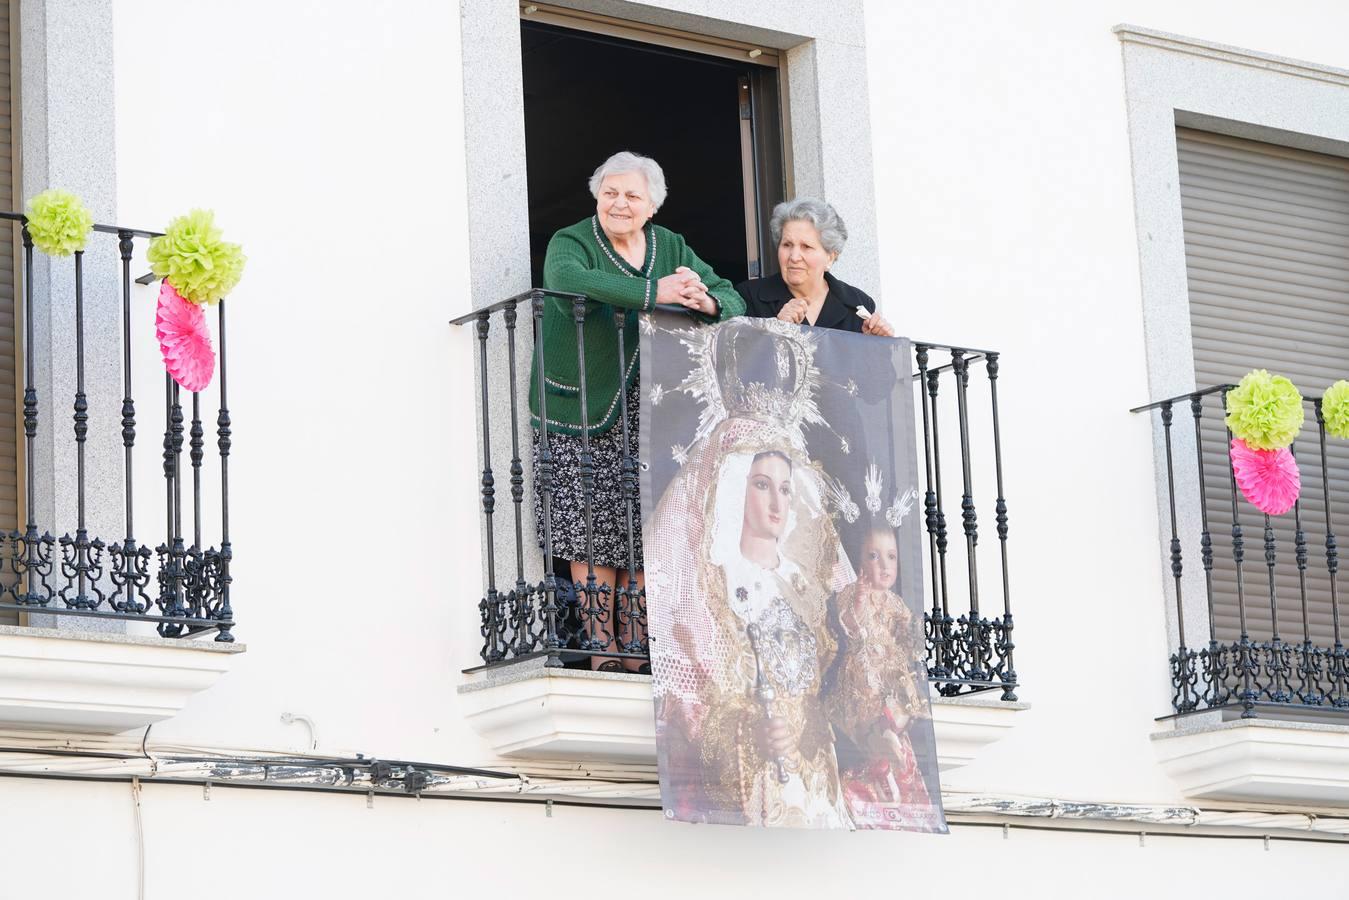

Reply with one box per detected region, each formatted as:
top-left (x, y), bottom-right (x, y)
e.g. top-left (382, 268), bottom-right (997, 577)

top-left (737, 198), bottom-right (898, 470)
top-left (736, 198), bottom-right (895, 336)
top-left (529, 150), bottom-right (745, 671)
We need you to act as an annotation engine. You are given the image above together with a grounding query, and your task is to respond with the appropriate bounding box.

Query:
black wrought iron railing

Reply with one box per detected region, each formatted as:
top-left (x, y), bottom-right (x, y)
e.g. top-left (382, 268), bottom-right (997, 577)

top-left (1134, 386), bottom-right (1349, 717)
top-left (0, 213), bottom-right (234, 640)
top-left (456, 289), bottom-right (1017, 700)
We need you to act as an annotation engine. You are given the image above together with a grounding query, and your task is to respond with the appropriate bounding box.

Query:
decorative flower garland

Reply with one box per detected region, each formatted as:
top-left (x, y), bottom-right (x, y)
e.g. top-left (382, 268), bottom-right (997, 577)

top-left (26, 189), bottom-right (94, 257)
top-left (1223, 370), bottom-right (1304, 517)
top-left (1224, 369), bottom-right (1303, 450)
top-left (146, 209), bottom-right (244, 392)
top-left (156, 282), bottom-right (215, 393)
top-left (1229, 437), bottom-right (1300, 517)
top-left (147, 209), bottom-right (246, 306)
top-left (1322, 380), bottom-right (1349, 440)
top-left (22, 194), bottom-right (244, 395)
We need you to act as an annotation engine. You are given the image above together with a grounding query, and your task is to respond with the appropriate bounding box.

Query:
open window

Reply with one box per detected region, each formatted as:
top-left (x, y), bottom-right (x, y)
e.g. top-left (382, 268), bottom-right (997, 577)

top-left (520, 6), bottom-right (785, 287)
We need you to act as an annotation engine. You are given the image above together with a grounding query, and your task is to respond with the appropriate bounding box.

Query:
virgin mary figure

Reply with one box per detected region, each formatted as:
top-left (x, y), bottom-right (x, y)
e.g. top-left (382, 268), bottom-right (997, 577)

top-left (646, 323), bottom-right (856, 828)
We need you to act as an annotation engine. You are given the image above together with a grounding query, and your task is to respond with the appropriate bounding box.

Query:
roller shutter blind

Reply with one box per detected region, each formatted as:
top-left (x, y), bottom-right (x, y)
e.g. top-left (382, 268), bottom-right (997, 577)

top-left (0, 2), bottom-right (15, 625)
top-left (1179, 127), bottom-right (1349, 647)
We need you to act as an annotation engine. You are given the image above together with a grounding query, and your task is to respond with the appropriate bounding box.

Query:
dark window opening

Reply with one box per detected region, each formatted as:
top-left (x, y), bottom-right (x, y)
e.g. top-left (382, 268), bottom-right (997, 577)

top-left (521, 19), bottom-right (785, 288)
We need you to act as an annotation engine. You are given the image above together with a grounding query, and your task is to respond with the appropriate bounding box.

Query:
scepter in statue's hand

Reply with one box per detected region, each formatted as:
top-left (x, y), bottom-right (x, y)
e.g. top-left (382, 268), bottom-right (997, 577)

top-left (747, 623), bottom-right (790, 784)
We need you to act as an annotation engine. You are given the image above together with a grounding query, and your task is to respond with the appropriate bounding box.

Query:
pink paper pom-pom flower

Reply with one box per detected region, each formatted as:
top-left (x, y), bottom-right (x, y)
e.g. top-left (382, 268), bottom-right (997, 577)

top-left (1230, 438), bottom-right (1301, 516)
top-left (156, 281), bottom-right (215, 392)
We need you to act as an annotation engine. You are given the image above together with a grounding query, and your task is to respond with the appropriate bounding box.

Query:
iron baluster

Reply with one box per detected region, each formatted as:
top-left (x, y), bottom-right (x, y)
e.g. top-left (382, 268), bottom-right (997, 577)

top-left (13, 224), bottom-right (51, 609)
top-left (986, 352), bottom-right (1016, 701)
top-left (915, 346), bottom-right (946, 681)
top-left (475, 312), bottom-right (502, 663)
top-left (925, 362), bottom-right (955, 687)
top-left (502, 302), bottom-right (533, 657)
top-left (532, 293), bottom-right (562, 667)
top-left (214, 301), bottom-right (234, 642)
top-left (1262, 513), bottom-right (1291, 704)
top-left (68, 250), bottom-right (94, 609)
top-left (1220, 389), bottom-right (1257, 717)
top-left (1190, 395), bottom-right (1220, 705)
top-left (190, 394), bottom-right (204, 550)
top-left (115, 231), bottom-right (145, 613)
top-left (572, 297), bottom-right (609, 657)
top-left (1160, 403), bottom-right (1197, 712)
top-left (613, 309), bottom-right (642, 658)
top-left (1289, 445), bottom-right (1321, 705)
top-left (183, 393), bottom-right (205, 621)
top-left (1314, 400), bottom-right (1348, 707)
top-left (157, 376), bottom-right (188, 635)
top-left (950, 350), bottom-right (985, 684)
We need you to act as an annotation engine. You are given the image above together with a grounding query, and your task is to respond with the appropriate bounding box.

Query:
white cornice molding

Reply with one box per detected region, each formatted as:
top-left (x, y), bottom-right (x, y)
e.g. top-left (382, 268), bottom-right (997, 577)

top-left (457, 661), bottom-right (1028, 771)
top-left (1153, 716), bottom-right (1349, 808)
top-left (0, 626), bottom-right (242, 734)
top-left (1113, 24), bottom-right (1349, 89)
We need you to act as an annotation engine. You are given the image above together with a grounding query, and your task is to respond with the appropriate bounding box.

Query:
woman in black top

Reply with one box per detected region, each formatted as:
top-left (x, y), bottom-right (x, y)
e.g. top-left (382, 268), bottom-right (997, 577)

top-left (736, 198), bottom-right (901, 519)
top-left (735, 198), bottom-right (896, 336)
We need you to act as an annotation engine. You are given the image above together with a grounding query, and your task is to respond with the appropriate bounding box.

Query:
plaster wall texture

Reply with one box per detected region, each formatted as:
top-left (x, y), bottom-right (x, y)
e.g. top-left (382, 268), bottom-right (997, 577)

top-left (0, 776), bottom-right (1345, 898)
top-left (864, 0), bottom-right (1349, 802)
top-left (53, 0), bottom-right (1349, 869)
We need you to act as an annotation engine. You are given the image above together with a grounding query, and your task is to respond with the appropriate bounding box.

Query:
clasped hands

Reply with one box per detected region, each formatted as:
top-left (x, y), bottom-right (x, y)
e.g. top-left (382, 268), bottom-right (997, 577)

top-left (656, 266), bottom-right (718, 315)
top-left (775, 296), bottom-right (896, 336)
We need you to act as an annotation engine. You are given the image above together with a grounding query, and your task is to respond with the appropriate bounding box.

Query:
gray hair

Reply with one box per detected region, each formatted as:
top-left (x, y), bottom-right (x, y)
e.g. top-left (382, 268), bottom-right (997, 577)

top-left (769, 198), bottom-right (848, 258)
top-left (588, 151), bottom-right (668, 213)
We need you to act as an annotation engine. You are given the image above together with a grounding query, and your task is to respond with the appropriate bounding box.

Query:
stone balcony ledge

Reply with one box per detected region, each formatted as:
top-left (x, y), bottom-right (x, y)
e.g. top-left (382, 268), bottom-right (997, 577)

top-left (1152, 710), bottom-right (1349, 808)
top-left (459, 656), bottom-right (1028, 770)
top-left (0, 624), bottom-right (243, 734)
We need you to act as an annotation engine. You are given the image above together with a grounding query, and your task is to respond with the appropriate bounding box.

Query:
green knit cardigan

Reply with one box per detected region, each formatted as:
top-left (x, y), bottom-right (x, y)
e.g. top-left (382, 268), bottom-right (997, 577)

top-left (528, 216), bottom-right (745, 436)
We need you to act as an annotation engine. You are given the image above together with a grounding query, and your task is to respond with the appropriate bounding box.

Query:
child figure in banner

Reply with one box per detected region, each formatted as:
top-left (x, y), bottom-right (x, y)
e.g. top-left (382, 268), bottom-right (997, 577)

top-left (823, 463), bottom-right (944, 831)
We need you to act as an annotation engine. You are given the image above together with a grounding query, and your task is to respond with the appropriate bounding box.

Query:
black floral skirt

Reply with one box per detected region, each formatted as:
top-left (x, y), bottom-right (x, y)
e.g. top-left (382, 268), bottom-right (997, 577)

top-left (532, 380), bottom-right (645, 569)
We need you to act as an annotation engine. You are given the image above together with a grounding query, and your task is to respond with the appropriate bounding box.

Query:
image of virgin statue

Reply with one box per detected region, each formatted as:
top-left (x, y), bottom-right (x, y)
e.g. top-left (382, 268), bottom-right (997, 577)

top-left (647, 408), bottom-right (856, 828)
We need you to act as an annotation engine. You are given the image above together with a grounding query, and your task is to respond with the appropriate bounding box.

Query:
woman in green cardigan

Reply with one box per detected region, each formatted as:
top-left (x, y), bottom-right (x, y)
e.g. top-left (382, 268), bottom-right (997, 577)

top-left (530, 150), bottom-right (745, 671)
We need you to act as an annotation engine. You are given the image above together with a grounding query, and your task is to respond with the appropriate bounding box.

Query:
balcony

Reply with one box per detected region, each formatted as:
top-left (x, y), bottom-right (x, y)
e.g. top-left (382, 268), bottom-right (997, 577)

top-left (1136, 385), bottom-right (1349, 806)
top-left (0, 213), bottom-right (241, 733)
top-left (454, 289), bottom-right (1026, 768)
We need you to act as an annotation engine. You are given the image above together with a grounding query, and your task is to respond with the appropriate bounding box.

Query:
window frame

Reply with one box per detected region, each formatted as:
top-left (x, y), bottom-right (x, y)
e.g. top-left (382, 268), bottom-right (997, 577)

top-left (1117, 24), bottom-right (1349, 663)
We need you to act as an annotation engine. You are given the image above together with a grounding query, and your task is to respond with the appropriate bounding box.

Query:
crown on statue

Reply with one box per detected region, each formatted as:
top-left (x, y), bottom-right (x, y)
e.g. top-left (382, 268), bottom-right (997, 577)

top-left (824, 460), bottom-right (918, 529)
top-left (715, 324), bottom-right (811, 422)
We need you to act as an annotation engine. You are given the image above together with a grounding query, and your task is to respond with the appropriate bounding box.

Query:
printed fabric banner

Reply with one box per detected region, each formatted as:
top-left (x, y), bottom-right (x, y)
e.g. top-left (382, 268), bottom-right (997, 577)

top-left (639, 311), bottom-right (947, 833)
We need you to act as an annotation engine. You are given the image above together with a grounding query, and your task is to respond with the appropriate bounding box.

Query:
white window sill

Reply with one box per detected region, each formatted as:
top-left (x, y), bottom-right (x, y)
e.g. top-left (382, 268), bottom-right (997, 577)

top-left (1152, 711), bottom-right (1349, 807)
top-left (0, 624), bottom-right (243, 734)
top-left (458, 657), bottom-right (1028, 771)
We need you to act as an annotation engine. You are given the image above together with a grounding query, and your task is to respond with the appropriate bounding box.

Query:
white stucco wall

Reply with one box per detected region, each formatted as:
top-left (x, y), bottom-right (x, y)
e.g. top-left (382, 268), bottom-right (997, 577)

top-left (2, 0), bottom-right (1344, 892)
top-left (109, 0), bottom-right (486, 758)
top-left (865, 0), bottom-right (1349, 804)
top-left (0, 776), bottom-right (1342, 898)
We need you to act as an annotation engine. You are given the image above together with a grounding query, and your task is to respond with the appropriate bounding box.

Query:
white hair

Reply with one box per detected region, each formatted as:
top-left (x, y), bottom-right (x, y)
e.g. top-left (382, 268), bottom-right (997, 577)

top-left (588, 151), bottom-right (668, 213)
top-left (770, 197), bottom-right (848, 258)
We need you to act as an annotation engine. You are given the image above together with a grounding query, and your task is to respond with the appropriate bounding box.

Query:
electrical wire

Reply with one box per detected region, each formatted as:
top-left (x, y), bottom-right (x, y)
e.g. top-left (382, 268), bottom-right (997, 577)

top-left (131, 776), bottom-right (145, 900)
top-left (0, 769), bottom-right (1343, 846)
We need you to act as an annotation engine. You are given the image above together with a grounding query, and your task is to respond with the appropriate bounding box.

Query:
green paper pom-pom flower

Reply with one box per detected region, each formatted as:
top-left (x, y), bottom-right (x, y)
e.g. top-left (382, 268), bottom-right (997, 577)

top-left (1224, 369), bottom-right (1304, 451)
top-left (1321, 380), bottom-right (1349, 440)
top-left (25, 189), bottom-right (94, 257)
top-left (147, 209), bottom-right (246, 305)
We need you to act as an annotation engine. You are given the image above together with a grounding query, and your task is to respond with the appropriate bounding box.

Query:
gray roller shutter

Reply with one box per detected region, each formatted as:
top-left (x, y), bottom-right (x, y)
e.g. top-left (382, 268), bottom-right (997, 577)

top-left (1179, 127), bottom-right (1349, 647)
top-left (0, 3), bottom-right (14, 625)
